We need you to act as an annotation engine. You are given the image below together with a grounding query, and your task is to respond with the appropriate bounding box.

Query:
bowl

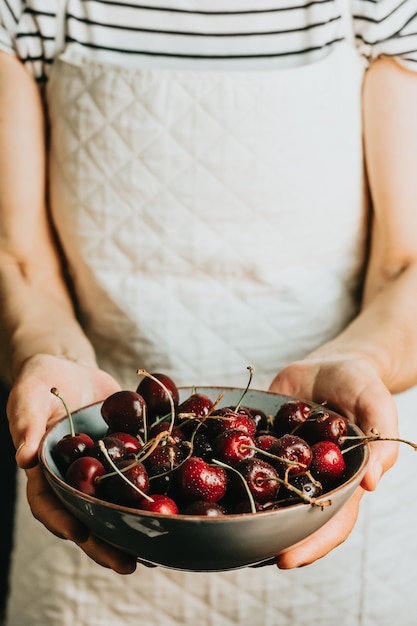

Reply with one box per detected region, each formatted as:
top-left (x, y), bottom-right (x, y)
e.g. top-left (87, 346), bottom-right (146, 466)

top-left (39, 387), bottom-right (369, 572)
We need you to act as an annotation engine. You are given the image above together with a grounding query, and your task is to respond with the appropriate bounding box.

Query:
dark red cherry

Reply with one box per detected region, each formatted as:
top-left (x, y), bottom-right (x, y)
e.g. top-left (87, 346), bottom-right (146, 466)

top-left (174, 456), bottom-right (227, 503)
top-left (136, 372), bottom-right (179, 419)
top-left (210, 408), bottom-right (256, 437)
top-left (182, 501), bottom-right (226, 516)
top-left (52, 432), bottom-right (94, 473)
top-left (268, 434), bottom-right (312, 477)
top-left (231, 458), bottom-right (280, 504)
top-left (190, 431), bottom-right (213, 461)
top-left (280, 472), bottom-right (323, 501)
top-left (212, 429), bottom-right (256, 466)
top-left (147, 462), bottom-right (174, 495)
top-left (65, 456), bottom-right (106, 496)
top-left (96, 459), bottom-right (150, 506)
top-left (231, 500), bottom-right (264, 514)
top-left (309, 440), bottom-right (346, 487)
top-left (177, 393), bottom-right (214, 418)
top-left (137, 494), bottom-right (179, 515)
top-left (50, 387), bottom-right (94, 472)
top-left (149, 422), bottom-right (184, 447)
top-left (101, 390), bottom-right (147, 436)
top-left (297, 409), bottom-right (348, 446)
top-left (273, 400), bottom-right (313, 437)
top-left (144, 442), bottom-right (184, 470)
top-left (255, 433), bottom-right (280, 453)
top-left (109, 432), bottom-right (143, 455)
top-left (88, 436), bottom-right (129, 469)
top-left (238, 406), bottom-right (269, 431)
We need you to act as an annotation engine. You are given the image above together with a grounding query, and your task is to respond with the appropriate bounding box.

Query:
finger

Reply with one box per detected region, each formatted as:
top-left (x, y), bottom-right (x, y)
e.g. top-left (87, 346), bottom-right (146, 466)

top-left (27, 466), bottom-right (90, 542)
top-left (7, 381), bottom-right (56, 468)
top-left (74, 534), bottom-right (137, 575)
top-left (27, 466), bottom-right (137, 574)
top-left (276, 488), bottom-right (364, 569)
top-left (352, 382), bottom-right (399, 491)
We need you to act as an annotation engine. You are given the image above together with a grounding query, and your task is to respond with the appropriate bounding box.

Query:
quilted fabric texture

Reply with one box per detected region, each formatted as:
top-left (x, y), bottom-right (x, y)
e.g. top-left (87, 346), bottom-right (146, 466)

top-left (47, 42), bottom-right (366, 391)
top-left (6, 41), bottom-right (417, 626)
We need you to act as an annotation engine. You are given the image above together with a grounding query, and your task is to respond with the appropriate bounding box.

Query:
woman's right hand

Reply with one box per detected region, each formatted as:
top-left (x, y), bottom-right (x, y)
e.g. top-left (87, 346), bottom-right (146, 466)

top-left (6, 353), bottom-right (138, 573)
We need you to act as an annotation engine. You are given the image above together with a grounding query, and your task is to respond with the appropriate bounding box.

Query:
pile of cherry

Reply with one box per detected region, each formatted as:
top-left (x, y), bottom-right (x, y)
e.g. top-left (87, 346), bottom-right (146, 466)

top-left (50, 369), bottom-right (407, 517)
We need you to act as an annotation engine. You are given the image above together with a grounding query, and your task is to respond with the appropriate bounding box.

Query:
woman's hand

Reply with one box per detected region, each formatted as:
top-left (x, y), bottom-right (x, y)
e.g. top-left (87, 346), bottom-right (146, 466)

top-left (269, 352), bottom-right (399, 568)
top-left (7, 353), bottom-right (138, 574)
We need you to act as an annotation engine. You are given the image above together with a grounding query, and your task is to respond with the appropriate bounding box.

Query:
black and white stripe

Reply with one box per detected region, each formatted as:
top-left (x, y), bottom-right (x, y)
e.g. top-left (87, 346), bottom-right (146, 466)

top-left (1, 0), bottom-right (416, 81)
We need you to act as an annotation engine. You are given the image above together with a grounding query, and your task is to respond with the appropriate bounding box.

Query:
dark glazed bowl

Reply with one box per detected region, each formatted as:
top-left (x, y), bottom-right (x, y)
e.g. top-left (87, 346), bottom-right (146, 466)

top-left (39, 387), bottom-right (369, 572)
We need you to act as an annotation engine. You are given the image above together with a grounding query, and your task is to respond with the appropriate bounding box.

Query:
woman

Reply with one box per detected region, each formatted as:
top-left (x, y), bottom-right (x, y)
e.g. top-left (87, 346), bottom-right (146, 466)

top-left (1, 1), bottom-right (417, 624)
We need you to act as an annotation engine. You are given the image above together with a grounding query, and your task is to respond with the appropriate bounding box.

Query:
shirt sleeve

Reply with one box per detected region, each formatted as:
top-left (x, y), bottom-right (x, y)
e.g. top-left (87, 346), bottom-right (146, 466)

top-left (0, 0), bottom-right (23, 55)
top-left (353, 0), bottom-right (417, 71)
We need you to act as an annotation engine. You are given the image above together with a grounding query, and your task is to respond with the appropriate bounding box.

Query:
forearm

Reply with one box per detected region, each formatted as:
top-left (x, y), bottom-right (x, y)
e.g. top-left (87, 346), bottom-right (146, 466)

top-left (0, 52), bottom-right (96, 386)
top-left (310, 57), bottom-right (417, 394)
top-left (314, 262), bottom-right (417, 393)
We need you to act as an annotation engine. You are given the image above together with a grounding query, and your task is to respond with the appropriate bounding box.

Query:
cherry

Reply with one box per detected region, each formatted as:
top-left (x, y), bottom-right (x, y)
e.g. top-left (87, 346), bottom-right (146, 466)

top-left (267, 434), bottom-right (312, 477)
top-left (143, 442), bottom-right (184, 470)
top-left (255, 433), bottom-right (280, 453)
top-left (101, 390), bottom-right (147, 436)
top-left (65, 456), bottom-right (106, 496)
top-left (88, 436), bottom-right (129, 469)
top-left (212, 429), bottom-right (256, 466)
top-left (209, 408), bottom-right (256, 437)
top-left (174, 456), bottom-right (227, 503)
top-left (136, 371), bottom-right (179, 420)
top-left (137, 494), bottom-right (179, 515)
top-left (177, 392), bottom-right (214, 418)
top-left (50, 387), bottom-right (94, 473)
top-left (109, 432), bottom-right (143, 456)
top-left (147, 462), bottom-right (174, 495)
top-left (297, 409), bottom-right (348, 446)
top-left (280, 472), bottom-right (323, 502)
top-left (182, 501), bottom-right (226, 516)
top-left (309, 440), bottom-right (346, 487)
top-left (149, 422), bottom-right (184, 447)
top-left (231, 500), bottom-right (264, 514)
top-left (273, 400), bottom-right (313, 437)
top-left (52, 431), bottom-right (94, 474)
top-left (190, 431), bottom-right (213, 461)
top-left (230, 458), bottom-right (280, 505)
top-left (96, 459), bottom-right (150, 506)
top-left (238, 406), bottom-right (269, 431)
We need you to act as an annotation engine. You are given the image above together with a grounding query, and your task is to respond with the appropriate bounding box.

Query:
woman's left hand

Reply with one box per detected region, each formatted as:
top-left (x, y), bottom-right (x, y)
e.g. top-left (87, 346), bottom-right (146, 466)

top-left (268, 353), bottom-right (399, 568)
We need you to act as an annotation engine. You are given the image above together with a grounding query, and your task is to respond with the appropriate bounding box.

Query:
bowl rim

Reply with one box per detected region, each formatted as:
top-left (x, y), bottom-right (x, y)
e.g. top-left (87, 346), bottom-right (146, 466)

top-left (39, 387), bottom-right (370, 523)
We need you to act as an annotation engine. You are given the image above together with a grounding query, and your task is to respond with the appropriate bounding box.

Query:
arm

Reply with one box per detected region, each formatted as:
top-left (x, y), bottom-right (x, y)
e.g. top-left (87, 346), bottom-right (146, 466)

top-left (0, 52), bottom-right (134, 573)
top-left (270, 57), bottom-right (417, 567)
top-left (0, 50), bottom-right (97, 388)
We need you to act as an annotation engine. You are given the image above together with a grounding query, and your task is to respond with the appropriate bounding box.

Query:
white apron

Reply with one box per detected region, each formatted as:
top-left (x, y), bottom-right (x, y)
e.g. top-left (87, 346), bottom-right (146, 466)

top-left (6, 3), bottom-right (417, 624)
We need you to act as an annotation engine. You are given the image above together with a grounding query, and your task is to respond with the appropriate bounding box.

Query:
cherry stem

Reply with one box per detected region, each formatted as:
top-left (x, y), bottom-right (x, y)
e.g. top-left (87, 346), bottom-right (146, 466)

top-left (137, 369), bottom-right (176, 434)
top-left (266, 476), bottom-right (330, 509)
top-left (212, 458), bottom-right (257, 514)
top-left (341, 428), bottom-right (417, 455)
top-left (243, 444), bottom-right (308, 470)
top-left (50, 387), bottom-right (75, 438)
top-left (234, 366), bottom-right (254, 411)
top-left (97, 439), bottom-right (154, 502)
top-left (135, 431), bottom-right (168, 464)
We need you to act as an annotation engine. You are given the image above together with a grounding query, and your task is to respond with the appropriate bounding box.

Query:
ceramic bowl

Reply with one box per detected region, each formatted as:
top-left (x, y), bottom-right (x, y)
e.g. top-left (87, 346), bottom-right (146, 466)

top-left (39, 387), bottom-right (369, 572)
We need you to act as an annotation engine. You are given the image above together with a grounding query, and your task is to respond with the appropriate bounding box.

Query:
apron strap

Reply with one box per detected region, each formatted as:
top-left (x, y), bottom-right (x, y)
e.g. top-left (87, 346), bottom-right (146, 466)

top-left (54, 0), bottom-right (69, 58)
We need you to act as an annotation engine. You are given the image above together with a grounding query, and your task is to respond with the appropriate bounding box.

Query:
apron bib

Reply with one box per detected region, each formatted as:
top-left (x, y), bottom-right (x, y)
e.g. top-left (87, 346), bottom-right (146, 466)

top-left (45, 24), bottom-right (367, 392)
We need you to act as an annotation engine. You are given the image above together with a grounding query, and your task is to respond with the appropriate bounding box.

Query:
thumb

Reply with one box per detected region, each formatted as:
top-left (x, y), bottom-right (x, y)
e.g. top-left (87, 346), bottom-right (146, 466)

top-left (7, 383), bottom-right (57, 469)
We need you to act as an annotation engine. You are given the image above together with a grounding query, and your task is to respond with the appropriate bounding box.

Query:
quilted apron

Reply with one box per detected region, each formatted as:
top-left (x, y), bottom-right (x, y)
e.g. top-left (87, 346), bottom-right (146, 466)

top-left (6, 3), bottom-right (417, 625)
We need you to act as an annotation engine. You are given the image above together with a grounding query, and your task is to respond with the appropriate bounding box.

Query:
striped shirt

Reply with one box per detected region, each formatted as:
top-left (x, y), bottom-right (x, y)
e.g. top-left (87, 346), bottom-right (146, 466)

top-left (1, 0), bottom-right (417, 82)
